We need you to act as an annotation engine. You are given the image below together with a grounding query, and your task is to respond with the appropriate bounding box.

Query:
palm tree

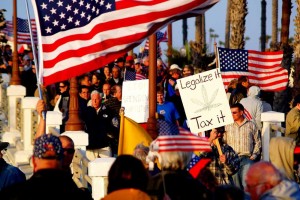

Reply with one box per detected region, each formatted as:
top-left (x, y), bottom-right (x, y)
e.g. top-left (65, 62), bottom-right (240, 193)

top-left (195, 14), bottom-right (206, 50)
top-left (209, 28), bottom-right (215, 52)
top-left (229, 0), bottom-right (248, 49)
top-left (273, 0), bottom-right (293, 113)
top-left (292, 0), bottom-right (300, 97)
top-left (225, 0), bottom-right (231, 48)
top-left (271, 0), bottom-right (278, 49)
top-left (261, 0), bottom-right (267, 51)
top-left (182, 18), bottom-right (188, 46)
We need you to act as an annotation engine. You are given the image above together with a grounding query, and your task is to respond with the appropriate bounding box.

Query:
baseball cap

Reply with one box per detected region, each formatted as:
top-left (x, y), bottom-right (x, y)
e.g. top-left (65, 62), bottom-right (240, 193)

top-left (0, 142), bottom-right (9, 151)
top-left (169, 64), bottom-right (181, 71)
top-left (126, 55), bottom-right (134, 61)
top-left (33, 134), bottom-right (63, 160)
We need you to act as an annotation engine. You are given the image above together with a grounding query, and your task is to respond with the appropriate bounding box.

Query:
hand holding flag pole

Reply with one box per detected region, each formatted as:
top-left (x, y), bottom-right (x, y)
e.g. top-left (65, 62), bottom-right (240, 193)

top-left (24, 0), bottom-right (46, 124)
top-left (213, 138), bottom-right (223, 155)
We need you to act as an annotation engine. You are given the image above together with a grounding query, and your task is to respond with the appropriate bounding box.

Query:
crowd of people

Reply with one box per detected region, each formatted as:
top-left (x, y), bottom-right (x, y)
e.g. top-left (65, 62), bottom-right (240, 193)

top-left (1, 45), bottom-right (300, 199)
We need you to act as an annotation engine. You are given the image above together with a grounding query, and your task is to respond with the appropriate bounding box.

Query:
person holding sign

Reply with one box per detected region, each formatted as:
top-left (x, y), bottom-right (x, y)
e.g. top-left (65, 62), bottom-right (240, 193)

top-left (156, 88), bottom-right (180, 126)
top-left (200, 126), bottom-right (240, 185)
top-left (224, 103), bottom-right (262, 190)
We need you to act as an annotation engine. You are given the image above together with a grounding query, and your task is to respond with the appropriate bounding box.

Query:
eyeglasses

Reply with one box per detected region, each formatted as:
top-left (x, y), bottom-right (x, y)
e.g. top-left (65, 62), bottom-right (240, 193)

top-left (63, 148), bottom-right (75, 154)
top-left (231, 112), bottom-right (239, 114)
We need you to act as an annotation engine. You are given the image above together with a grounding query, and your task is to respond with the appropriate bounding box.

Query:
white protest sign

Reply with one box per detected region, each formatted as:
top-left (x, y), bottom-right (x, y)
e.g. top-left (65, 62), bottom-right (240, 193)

top-left (121, 79), bottom-right (149, 123)
top-left (178, 68), bottom-right (233, 133)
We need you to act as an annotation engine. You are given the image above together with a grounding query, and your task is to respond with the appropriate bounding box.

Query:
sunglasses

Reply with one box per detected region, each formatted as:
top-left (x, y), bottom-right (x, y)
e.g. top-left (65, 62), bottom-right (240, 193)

top-left (63, 148), bottom-right (75, 154)
top-left (59, 85), bottom-right (66, 88)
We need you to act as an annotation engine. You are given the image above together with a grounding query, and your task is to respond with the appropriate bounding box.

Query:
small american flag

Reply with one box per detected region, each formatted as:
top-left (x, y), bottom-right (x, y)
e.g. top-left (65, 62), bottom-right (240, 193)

top-left (124, 69), bottom-right (146, 81)
top-left (243, 108), bottom-right (252, 120)
top-left (187, 155), bottom-right (211, 178)
top-left (218, 47), bottom-right (288, 91)
top-left (2, 18), bottom-right (37, 44)
top-left (124, 69), bottom-right (136, 81)
top-left (152, 133), bottom-right (211, 153)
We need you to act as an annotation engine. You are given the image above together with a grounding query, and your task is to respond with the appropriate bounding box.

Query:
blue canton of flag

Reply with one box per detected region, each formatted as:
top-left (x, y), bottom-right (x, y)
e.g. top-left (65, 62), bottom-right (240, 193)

top-left (186, 155), bottom-right (201, 171)
top-left (36, 0), bottom-right (116, 36)
top-left (157, 119), bottom-right (179, 136)
top-left (124, 69), bottom-right (136, 81)
top-left (218, 48), bottom-right (248, 72)
top-left (17, 18), bottom-right (31, 33)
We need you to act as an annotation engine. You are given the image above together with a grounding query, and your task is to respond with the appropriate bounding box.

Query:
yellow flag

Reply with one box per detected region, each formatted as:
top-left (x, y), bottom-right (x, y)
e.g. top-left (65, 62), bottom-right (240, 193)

top-left (118, 112), bottom-right (153, 155)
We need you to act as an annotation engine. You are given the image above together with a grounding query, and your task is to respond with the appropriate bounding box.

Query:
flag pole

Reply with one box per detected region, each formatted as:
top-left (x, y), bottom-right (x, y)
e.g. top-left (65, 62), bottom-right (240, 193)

top-left (214, 42), bottom-right (219, 68)
top-left (147, 33), bottom-right (158, 139)
top-left (24, 0), bottom-right (46, 120)
top-left (10, 0), bottom-right (21, 85)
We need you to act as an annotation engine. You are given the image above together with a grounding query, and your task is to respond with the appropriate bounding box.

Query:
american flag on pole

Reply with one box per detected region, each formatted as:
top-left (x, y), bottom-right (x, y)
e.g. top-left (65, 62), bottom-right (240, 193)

top-left (31, 0), bottom-right (219, 86)
top-left (151, 132), bottom-right (211, 153)
top-left (218, 47), bottom-right (288, 91)
top-left (2, 18), bottom-right (37, 44)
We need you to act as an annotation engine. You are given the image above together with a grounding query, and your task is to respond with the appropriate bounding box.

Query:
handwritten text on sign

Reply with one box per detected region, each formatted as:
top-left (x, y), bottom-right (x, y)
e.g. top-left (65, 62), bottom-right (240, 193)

top-left (178, 68), bottom-right (233, 133)
top-left (121, 79), bottom-right (149, 123)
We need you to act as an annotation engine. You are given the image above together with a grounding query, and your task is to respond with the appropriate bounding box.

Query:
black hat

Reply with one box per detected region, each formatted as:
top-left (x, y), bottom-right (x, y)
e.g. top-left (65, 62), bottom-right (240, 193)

top-left (0, 142), bottom-right (9, 150)
top-left (293, 95), bottom-right (300, 107)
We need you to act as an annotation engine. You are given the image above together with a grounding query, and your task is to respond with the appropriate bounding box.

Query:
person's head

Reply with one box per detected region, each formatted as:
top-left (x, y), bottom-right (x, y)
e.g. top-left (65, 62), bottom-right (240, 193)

top-left (227, 79), bottom-right (238, 92)
top-left (157, 58), bottom-right (163, 70)
top-left (112, 66), bottom-right (120, 79)
top-left (160, 151), bottom-right (193, 170)
top-left (79, 85), bottom-right (90, 100)
top-left (31, 61), bottom-right (36, 74)
top-left (205, 126), bottom-right (225, 143)
top-left (92, 72), bottom-right (101, 86)
top-left (247, 86), bottom-right (260, 97)
top-left (238, 76), bottom-right (249, 89)
top-left (58, 81), bottom-right (69, 94)
top-left (142, 56), bottom-right (149, 67)
top-left (156, 88), bottom-right (164, 104)
top-left (111, 85), bottom-right (122, 101)
top-left (59, 135), bottom-right (75, 172)
top-left (133, 143), bottom-right (150, 168)
top-left (134, 58), bottom-right (142, 72)
top-left (182, 65), bottom-right (194, 77)
top-left (116, 57), bottom-right (125, 68)
top-left (245, 161), bottom-right (282, 200)
top-left (293, 94), bottom-right (300, 108)
top-left (33, 134), bottom-right (64, 172)
top-left (0, 141), bottom-right (9, 158)
top-left (230, 103), bottom-right (245, 122)
top-left (107, 155), bottom-right (149, 194)
top-left (91, 90), bottom-right (102, 109)
top-left (103, 66), bottom-right (111, 78)
top-left (102, 83), bottom-right (111, 96)
top-left (79, 74), bottom-right (91, 87)
top-left (125, 55), bottom-right (134, 67)
top-left (169, 64), bottom-right (182, 79)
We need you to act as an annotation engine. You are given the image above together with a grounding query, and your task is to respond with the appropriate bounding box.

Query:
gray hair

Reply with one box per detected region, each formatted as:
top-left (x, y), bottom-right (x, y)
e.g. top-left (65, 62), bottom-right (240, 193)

top-left (133, 143), bottom-right (149, 165)
top-left (160, 151), bottom-right (193, 170)
top-left (91, 90), bottom-right (101, 98)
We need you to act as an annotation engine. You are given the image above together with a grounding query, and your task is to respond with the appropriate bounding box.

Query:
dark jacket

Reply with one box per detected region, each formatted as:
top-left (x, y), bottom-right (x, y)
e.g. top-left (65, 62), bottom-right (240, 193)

top-left (147, 170), bottom-right (211, 200)
top-left (0, 158), bottom-right (26, 191)
top-left (0, 169), bottom-right (93, 200)
top-left (82, 105), bottom-right (113, 149)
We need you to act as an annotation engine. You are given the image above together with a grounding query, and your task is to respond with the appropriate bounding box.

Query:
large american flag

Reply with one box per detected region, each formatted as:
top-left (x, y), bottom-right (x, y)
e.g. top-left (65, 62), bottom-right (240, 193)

top-left (218, 47), bottom-right (288, 91)
top-left (2, 18), bottom-right (37, 44)
top-left (31, 0), bottom-right (219, 86)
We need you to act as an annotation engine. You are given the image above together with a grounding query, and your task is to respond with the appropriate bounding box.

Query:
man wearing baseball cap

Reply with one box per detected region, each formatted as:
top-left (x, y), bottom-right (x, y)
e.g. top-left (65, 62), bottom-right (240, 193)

top-left (0, 141), bottom-right (26, 191)
top-left (0, 134), bottom-right (92, 200)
